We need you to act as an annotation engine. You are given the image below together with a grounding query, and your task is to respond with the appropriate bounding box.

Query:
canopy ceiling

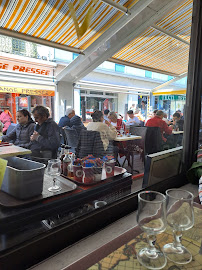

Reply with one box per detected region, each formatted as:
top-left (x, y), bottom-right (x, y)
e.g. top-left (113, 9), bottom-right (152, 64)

top-left (0, 0), bottom-right (192, 81)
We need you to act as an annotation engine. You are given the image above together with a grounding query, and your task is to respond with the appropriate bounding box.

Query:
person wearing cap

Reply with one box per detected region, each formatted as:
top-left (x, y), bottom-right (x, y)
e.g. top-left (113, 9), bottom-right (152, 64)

top-left (126, 110), bottom-right (140, 126)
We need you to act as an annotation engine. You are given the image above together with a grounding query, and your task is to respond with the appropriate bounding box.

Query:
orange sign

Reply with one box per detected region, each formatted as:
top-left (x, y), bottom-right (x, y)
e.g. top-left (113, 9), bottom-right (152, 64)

top-left (0, 86), bottom-right (55, 96)
top-left (0, 62), bottom-right (52, 76)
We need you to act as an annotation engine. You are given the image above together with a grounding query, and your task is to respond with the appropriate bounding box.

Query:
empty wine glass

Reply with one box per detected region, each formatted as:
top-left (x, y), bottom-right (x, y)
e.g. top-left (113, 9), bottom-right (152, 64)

top-left (137, 191), bottom-right (167, 269)
top-left (47, 159), bottom-right (62, 192)
top-left (163, 189), bottom-right (194, 264)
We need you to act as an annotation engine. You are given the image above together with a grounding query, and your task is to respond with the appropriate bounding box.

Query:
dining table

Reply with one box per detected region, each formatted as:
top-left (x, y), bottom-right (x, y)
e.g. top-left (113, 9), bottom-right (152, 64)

top-left (114, 135), bottom-right (142, 173)
top-left (0, 144), bottom-right (31, 158)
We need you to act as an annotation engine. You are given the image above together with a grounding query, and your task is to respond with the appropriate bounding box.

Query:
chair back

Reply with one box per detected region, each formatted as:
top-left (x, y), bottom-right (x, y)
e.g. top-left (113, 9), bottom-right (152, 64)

top-left (64, 127), bottom-right (79, 151)
top-left (6, 123), bottom-right (17, 135)
top-left (145, 126), bottom-right (163, 155)
top-left (76, 130), bottom-right (105, 158)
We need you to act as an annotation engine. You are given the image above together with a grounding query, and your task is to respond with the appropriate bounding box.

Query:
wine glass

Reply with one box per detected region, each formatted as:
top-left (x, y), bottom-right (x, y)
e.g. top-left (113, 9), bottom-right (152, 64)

top-left (137, 191), bottom-right (167, 269)
top-left (163, 189), bottom-right (194, 264)
top-left (47, 159), bottom-right (62, 192)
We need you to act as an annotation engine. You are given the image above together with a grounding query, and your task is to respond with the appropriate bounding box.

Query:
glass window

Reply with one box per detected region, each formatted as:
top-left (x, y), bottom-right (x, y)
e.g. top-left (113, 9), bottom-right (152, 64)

top-left (145, 70), bottom-right (152, 78)
top-left (115, 64), bottom-right (125, 73)
top-left (73, 53), bottom-right (79, 60)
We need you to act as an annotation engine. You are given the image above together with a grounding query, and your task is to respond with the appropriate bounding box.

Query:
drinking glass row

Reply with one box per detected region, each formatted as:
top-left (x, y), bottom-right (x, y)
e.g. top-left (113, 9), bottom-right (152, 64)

top-left (137, 189), bottom-right (194, 269)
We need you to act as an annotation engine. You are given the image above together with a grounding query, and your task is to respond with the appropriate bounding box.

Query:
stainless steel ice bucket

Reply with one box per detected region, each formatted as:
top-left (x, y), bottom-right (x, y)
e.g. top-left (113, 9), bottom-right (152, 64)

top-left (1, 157), bottom-right (46, 199)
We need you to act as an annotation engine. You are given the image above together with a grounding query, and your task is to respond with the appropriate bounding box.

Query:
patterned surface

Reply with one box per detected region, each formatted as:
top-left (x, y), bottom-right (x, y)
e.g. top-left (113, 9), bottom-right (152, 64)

top-left (88, 204), bottom-right (202, 270)
top-left (0, 0), bottom-right (193, 75)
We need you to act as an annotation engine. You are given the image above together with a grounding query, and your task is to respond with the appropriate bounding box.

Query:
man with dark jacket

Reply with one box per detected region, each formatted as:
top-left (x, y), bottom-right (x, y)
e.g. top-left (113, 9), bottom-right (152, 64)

top-left (59, 107), bottom-right (86, 137)
top-left (30, 106), bottom-right (60, 158)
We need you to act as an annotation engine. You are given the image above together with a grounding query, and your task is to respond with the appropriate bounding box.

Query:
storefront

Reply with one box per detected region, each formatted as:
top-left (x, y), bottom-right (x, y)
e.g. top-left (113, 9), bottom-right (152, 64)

top-left (153, 90), bottom-right (186, 118)
top-left (0, 53), bottom-right (56, 122)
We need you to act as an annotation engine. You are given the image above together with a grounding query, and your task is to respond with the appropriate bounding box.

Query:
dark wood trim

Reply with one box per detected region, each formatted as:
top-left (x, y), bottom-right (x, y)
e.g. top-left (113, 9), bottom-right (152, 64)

top-left (183, 0), bottom-right (202, 169)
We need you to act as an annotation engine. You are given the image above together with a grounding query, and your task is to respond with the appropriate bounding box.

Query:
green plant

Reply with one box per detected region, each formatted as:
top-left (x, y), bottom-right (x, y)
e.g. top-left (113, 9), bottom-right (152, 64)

top-left (186, 150), bottom-right (202, 185)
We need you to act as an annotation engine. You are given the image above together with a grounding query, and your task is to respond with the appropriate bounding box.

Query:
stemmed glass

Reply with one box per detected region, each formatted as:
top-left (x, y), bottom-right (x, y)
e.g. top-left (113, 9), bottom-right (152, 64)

top-left (47, 159), bottom-right (62, 192)
top-left (137, 191), bottom-right (167, 269)
top-left (163, 189), bottom-right (194, 264)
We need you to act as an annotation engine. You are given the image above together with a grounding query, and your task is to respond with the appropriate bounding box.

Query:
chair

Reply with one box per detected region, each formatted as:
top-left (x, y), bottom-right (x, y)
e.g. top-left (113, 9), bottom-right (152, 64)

top-left (64, 127), bottom-right (79, 153)
top-left (145, 127), bottom-right (163, 155)
top-left (129, 126), bottom-right (147, 163)
top-left (6, 123), bottom-right (17, 135)
top-left (76, 130), bottom-right (105, 158)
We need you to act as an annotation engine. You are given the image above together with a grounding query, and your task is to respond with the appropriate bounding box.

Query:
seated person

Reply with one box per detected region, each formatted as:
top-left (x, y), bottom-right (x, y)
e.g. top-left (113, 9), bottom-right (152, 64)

top-left (127, 110), bottom-right (140, 126)
top-left (0, 121), bottom-right (3, 137)
top-left (172, 112), bottom-right (184, 131)
top-left (0, 109), bottom-right (12, 134)
top-left (103, 109), bottom-right (110, 122)
top-left (2, 109), bottom-right (35, 148)
top-left (30, 106), bottom-right (60, 158)
top-left (87, 110), bottom-right (117, 151)
top-left (146, 110), bottom-right (172, 142)
top-left (59, 107), bottom-right (85, 136)
top-left (108, 111), bottom-right (123, 130)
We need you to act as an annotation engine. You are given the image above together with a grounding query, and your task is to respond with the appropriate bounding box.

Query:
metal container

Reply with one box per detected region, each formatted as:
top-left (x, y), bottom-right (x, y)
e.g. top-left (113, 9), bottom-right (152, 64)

top-left (1, 157), bottom-right (46, 199)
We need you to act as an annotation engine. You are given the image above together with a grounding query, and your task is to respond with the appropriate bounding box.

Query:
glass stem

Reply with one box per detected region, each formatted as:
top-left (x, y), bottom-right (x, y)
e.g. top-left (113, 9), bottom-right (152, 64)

top-left (53, 178), bottom-right (56, 187)
top-left (173, 230), bottom-right (182, 249)
top-left (147, 234), bottom-right (157, 256)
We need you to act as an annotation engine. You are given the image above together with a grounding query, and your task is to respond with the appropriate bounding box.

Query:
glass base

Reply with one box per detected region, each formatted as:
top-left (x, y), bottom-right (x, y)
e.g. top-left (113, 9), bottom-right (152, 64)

top-left (48, 185), bottom-right (62, 192)
top-left (163, 243), bottom-right (192, 264)
top-left (137, 248), bottom-right (167, 270)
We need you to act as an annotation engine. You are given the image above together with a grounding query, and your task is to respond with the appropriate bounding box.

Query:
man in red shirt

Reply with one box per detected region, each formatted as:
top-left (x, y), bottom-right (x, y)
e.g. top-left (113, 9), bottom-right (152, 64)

top-left (146, 110), bottom-right (172, 142)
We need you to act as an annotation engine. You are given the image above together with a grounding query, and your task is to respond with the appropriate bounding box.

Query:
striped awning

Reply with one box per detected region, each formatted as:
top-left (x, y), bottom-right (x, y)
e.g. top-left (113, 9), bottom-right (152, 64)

top-left (111, 0), bottom-right (192, 76)
top-left (0, 0), bottom-right (192, 76)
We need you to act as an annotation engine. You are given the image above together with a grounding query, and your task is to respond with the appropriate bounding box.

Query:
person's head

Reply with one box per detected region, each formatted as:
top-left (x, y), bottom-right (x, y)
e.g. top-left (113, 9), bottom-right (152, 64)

top-left (127, 110), bottom-right (134, 119)
top-left (66, 108), bottom-right (75, 119)
top-left (17, 109), bottom-right (32, 125)
top-left (164, 113), bottom-right (167, 119)
top-left (153, 109), bottom-right (158, 117)
top-left (173, 112), bottom-right (181, 122)
top-left (104, 109), bottom-right (110, 116)
top-left (91, 110), bottom-right (103, 122)
top-left (108, 111), bottom-right (118, 123)
top-left (156, 110), bottom-right (164, 119)
top-left (32, 106), bottom-right (50, 125)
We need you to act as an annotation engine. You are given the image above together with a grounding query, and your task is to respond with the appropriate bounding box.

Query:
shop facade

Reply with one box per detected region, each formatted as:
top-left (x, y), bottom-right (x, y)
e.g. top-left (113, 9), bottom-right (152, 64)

top-left (0, 53), bottom-right (56, 122)
top-left (153, 90), bottom-right (186, 118)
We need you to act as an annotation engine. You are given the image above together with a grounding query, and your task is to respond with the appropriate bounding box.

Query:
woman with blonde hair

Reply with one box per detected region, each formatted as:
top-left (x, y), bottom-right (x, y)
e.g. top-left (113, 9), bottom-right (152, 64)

top-left (108, 111), bottom-right (123, 130)
top-left (87, 110), bottom-right (117, 151)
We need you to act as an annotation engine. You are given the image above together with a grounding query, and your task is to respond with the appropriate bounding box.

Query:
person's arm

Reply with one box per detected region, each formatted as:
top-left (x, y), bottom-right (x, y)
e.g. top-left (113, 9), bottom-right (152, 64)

top-left (162, 121), bottom-right (172, 135)
top-left (37, 123), bottom-right (61, 150)
top-left (104, 123), bottom-right (117, 140)
top-left (2, 127), bottom-right (17, 142)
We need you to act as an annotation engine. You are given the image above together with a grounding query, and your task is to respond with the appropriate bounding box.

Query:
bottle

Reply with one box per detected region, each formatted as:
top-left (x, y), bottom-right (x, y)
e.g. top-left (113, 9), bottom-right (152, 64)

top-left (63, 146), bottom-right (71, 176)
top-left (68, 153), bottom-right (75, 178)
top-left (60, 144), bottom-right (65, 173)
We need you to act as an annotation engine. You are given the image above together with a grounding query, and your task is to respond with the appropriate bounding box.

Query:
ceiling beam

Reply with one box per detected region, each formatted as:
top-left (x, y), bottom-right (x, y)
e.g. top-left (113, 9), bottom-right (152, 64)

top-left (0, 27), bottom-right (83, 55)
top-left (108, 57), bottom-right (178, 77)
top-left (152, 72), bottom-right (187, 92)
top-left (56, 0), bottom-right (186, 83)
top-left (151, 24), bottom-right (190, 45)
top-left (100, 0), bottom-right (131, 15)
